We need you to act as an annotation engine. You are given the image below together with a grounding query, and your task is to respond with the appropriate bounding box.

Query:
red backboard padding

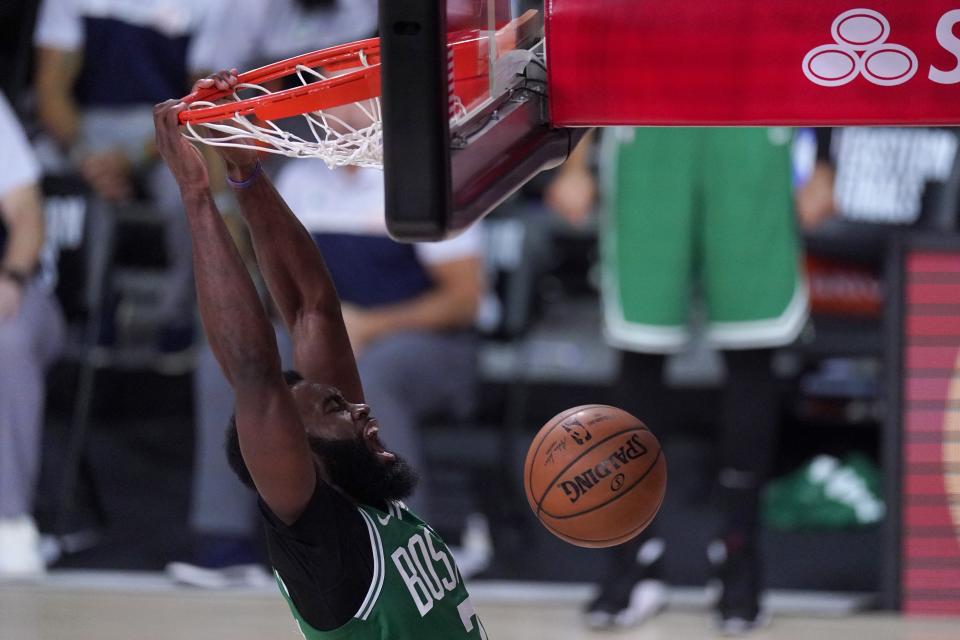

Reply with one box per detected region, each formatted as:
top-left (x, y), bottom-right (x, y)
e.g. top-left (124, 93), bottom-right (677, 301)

top-left (546, 0), bottom-right (960, 126)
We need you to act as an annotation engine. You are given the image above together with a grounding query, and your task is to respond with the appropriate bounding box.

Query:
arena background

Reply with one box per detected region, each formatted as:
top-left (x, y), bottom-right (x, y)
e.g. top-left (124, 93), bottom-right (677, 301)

top-left (1, 0), bottom-right (959, 638)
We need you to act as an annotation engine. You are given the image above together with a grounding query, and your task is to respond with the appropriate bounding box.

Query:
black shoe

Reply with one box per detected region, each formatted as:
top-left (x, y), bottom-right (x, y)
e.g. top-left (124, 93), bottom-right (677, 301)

top-left (711, 534), bottom-right (769, 636)
top-left (584, 538), bottom-right (668, 630)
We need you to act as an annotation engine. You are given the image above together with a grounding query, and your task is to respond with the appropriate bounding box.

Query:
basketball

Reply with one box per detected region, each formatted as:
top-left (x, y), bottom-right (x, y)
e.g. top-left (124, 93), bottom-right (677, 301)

top-left (523, 405), bottom-right (666, 549)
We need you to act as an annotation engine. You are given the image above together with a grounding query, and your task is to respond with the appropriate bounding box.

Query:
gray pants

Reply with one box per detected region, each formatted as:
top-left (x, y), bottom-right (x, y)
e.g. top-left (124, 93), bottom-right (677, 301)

top-left (189, 329), bottom-right (476, 536)
top-left (81, 108), bottom-right (194, 325)
top-left (0, 283), bottom-right (65, 518)
top-left (356, 330), bottom-right (477, 518)
top-left (189, 325), bottom-right (293, 537)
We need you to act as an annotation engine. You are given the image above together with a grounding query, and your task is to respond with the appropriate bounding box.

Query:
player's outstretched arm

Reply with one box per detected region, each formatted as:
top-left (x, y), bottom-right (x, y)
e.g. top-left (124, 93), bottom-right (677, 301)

top-left (193, 71), bottom-right (364, 404)
top-left (153, 100), bottom-right (317, 523)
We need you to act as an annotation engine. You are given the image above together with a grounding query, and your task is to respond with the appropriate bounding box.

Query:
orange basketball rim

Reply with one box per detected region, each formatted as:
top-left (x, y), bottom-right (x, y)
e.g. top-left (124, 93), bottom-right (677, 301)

top-left (177, 10), bottom-right (539, 128)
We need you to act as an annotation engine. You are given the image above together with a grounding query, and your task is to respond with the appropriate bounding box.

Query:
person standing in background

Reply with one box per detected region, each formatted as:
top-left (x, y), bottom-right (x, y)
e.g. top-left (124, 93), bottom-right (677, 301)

top-left (0, 92), bottom-right (65, 578)
top-left (33, 0), bottom-right (239, 366)
top-left (548, 127), bottom-right (811, 634)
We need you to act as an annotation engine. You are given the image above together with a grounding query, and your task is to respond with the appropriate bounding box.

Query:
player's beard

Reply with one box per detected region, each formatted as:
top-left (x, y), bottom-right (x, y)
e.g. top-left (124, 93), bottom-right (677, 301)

top-left (308, 435), bottom-right (419, 508)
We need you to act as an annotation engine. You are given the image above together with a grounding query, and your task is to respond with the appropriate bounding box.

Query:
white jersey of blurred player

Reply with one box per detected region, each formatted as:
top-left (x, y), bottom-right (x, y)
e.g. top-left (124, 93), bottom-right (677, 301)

top-left (274, 161), bottom-right (483, 264)
top-left (35, 0), bottom-right (243, 76)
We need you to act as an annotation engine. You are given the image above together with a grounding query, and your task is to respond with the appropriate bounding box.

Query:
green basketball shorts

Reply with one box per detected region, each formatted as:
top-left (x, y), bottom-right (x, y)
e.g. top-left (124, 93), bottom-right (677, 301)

top-left (601, 127), bottom-right (808, 353)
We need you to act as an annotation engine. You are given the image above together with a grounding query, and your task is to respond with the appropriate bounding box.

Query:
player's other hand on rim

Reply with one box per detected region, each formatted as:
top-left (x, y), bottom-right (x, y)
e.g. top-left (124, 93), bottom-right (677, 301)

top-left (153, 99), bottom-right (210, 195)
top-left (190, 70), bottom-right (260, 181)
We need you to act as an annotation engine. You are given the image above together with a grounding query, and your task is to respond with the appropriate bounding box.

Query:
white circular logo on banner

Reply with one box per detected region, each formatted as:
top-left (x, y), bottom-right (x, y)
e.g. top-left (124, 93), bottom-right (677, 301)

top-left (832, 9), bottom-right (889, 50)
top-left (803, 45), bottom-right (861, 86)
top-left (803, 8), bottom-right (917, 87)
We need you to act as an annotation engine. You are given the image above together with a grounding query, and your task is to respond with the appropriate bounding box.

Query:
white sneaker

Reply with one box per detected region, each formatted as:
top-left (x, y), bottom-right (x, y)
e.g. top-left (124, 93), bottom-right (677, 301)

top-left (713, 608), bottom-right (772, 636)
top-left (449, 513), bottom-right (492, 580)
top-left (0, 516), bottom-right (46, 579)
top-left (617, 580), bottom-right (669, 627)
top-left (584, 579), bottom-right (668, 630)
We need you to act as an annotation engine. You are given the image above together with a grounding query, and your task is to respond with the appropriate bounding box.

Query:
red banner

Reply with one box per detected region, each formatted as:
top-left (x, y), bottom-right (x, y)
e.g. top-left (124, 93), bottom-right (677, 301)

top-left (546, 0), bottom-right (960, 125)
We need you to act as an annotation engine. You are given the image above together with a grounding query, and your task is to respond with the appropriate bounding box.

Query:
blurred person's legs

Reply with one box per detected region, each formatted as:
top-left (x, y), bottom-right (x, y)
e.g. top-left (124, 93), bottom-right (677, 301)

top-left (712, 348), bottom-right (778, 632)
top-left (189, 344), bottom-right (261, 550)
top-left (169, 326), bottom-right (292, 588)
top-left (701, 127), bottom-right (803, 633)
top-left (356, 330), bottom-right (477, 520)
top-left (0, 282), bottom-right (65, 577)
top-left (587, 127), bottom-right (696, 629)
top-left (591, 127), bottom-right (804, 632)
top-left (586, 349), bottom-right (783, 632)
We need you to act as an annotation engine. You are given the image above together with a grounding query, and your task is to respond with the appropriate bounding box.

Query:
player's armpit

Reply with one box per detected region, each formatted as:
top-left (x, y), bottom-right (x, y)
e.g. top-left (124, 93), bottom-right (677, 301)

top-left (234, 376), bottom-right (319, 524)
top-left (291, 309), bottom-right (365, 404)
top-left (223, 168), bottom-right (365, 404)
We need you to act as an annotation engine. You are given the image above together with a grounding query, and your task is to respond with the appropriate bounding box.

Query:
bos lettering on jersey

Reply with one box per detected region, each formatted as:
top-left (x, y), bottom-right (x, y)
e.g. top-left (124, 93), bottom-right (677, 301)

top-left (548, 1), bottom-right (960, 126)
top-left (391, 531), bottom-right (460, 617)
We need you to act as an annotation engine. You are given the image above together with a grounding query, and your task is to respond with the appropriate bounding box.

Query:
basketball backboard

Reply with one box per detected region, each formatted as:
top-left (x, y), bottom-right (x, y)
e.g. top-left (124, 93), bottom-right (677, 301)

top-left (378, 0), bottom-right (586, 241)
top-left (378, 1), bottom-right (960, 241)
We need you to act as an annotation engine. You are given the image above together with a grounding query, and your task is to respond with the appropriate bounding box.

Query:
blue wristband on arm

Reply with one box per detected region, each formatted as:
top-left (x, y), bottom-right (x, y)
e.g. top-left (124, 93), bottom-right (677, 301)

top-left (226, 160), bottom-right (263, 190)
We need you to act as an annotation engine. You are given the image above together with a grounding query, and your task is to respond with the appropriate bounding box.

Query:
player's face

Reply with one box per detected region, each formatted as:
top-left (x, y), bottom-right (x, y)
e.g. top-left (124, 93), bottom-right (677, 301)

top-left (290, 382), bottom-right (396, 465)
top-left (291, 382), bottom-right (419, 506)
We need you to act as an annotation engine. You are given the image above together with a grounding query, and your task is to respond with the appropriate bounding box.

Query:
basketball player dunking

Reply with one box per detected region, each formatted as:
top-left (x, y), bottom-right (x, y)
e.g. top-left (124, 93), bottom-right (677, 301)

top-left (153, 72), bottom-right (488, 640)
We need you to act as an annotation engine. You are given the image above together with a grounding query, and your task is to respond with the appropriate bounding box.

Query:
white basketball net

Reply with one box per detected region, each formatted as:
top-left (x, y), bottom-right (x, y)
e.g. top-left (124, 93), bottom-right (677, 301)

top-left (182, 61), bottom-right (383, 169)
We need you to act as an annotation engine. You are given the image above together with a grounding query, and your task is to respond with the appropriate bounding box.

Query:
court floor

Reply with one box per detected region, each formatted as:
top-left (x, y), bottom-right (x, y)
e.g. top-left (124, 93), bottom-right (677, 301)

top-left (2, 573), bottom-right (959, 640)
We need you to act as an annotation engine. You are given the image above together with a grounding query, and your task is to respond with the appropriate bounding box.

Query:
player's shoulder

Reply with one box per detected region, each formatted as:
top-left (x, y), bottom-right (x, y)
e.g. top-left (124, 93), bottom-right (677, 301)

top-left (260, 478), bottom-right (363, 539)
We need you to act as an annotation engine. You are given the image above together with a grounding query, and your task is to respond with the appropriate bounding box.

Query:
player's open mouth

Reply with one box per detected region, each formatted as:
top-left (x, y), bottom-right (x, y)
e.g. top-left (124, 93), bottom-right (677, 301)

top-left (364, 420), bottom-right (396, 461)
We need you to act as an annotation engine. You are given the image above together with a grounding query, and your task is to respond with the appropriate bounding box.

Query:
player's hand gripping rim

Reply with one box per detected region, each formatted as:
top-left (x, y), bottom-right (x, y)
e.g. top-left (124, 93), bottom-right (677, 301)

top-left (153, 100), bottom-right (209, 195)
top-left (188, 69), bottom-right (261, 182)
